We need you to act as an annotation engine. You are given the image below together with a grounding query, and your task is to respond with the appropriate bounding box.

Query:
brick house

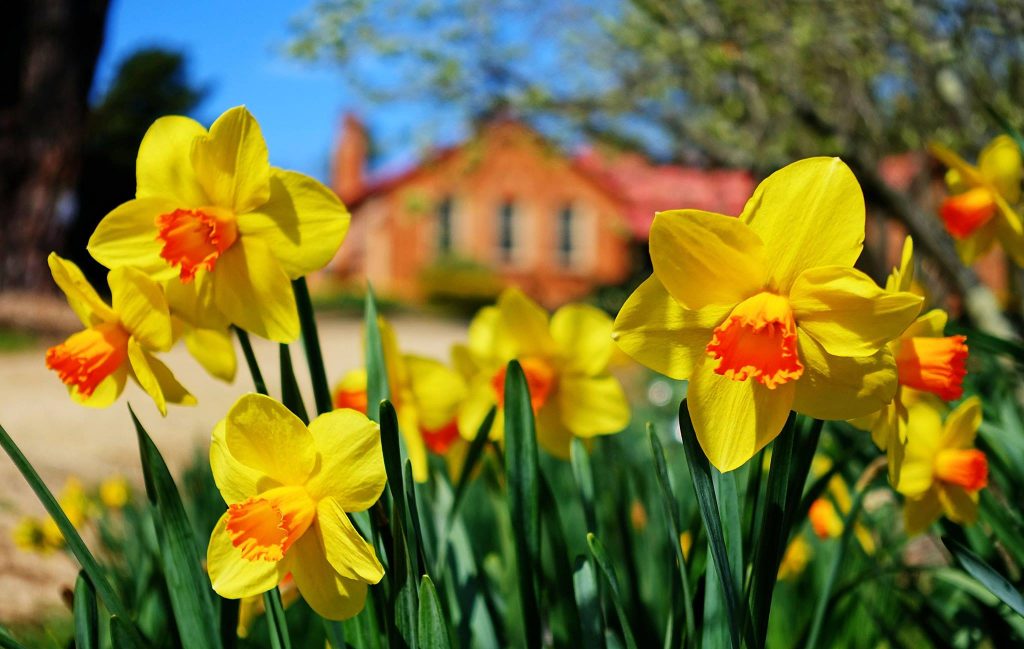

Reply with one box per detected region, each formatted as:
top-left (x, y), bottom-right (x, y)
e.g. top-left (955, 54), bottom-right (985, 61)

top-left (326, 115), bottom-right (754, 307)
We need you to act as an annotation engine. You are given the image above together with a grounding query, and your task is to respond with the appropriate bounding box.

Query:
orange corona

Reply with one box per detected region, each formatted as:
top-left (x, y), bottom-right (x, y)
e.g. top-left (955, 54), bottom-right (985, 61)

top-left (939, 187), bottom-right (997, 239)
top-left (934, 449), bottom-right (988, 491)
top-left (45, 322), bottom-right (130, 397)
top-left (155, 207), bottom-right (238, 282)
top-left (706, 292), bottom-right (803, 389)
top-left (896, 335), bottom-right (968, 401)
top-left (225, 486), bottom-right (316, 563)
top-left (491, 358), bottom-right (557, 409)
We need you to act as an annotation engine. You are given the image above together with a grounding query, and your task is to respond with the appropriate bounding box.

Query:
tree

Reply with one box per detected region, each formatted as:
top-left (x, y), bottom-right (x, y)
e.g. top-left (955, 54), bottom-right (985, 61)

top-left (290, 0), bottom-right (1024, 333)
top-left (66, 48), bottom-right (204, 287)
top-left (0, 0), bottom-right (110, 291)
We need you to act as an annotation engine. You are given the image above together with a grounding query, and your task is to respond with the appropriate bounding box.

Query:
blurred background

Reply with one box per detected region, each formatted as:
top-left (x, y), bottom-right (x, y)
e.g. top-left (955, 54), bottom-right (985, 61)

top-left (2, 0), bottom-right (1024, 635)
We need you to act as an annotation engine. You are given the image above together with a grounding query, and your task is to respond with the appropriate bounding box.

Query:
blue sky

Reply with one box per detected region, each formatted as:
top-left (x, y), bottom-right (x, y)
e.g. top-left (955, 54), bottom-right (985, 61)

top-left (93, 0), bottom-right (459, 181)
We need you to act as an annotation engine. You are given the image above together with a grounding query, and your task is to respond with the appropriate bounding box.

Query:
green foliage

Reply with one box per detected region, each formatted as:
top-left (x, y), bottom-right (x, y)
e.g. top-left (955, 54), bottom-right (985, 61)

top-left (419, 258), bottom-right (505, 318)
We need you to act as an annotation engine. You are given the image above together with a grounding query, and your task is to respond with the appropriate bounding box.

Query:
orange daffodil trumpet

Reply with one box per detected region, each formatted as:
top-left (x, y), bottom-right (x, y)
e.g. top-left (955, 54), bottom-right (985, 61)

top-left (613, 157), bottom-right (923, 472)
top-left (45, 253), bottom-right (194, 415)
top-left (851, 237), bottom-right (968, 482)
top-left (207, 393), bottom-right (386, 619)
top-left (929, 135), bottom-right (1024, 265)
top-left (455, 288), bottom-right (630, 458)
top-left (88, 106), bottom-right (350, 343)
top-left (894, 397), bottom-right (988, 535)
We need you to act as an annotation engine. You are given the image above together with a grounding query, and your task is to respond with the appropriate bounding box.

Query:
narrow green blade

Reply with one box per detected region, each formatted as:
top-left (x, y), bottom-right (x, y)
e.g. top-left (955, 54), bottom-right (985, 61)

top-left (73, 571), bottom-right (99, 649)
top-left (587, 533), bottom-right (638, 649)
top-left (943, 535), bottom-right (1024, 618)
top-left (418, 576), bottom-right (453, 648)
top-left (364, 284), bottom-right (389, 421)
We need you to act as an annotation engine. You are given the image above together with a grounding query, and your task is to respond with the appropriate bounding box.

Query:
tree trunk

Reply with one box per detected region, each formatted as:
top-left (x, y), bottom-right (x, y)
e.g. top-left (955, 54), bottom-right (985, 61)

top-left (0, 0), bottom-right (110, 291)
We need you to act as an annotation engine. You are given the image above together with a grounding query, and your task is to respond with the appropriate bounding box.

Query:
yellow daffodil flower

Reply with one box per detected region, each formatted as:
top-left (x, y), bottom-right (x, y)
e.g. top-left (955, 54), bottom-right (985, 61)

top-left (165, 279), bottom-right (237, 383)
top-left (613, 157), bottom-right (923, 471)
top-left (929, 135), bottom-right (1024, 265)
top-left (99, 476), bottom-right (130, 510)
top-left (87, 106), bottom-right (350, 343)
top-left (207, 393), bottom-right (385, 620)
top-left (332, 318), bottom-right (467, 482)
top-left (237, 575), bottom-right (298, 638)
top-left (679, 531), bottom-right (693, 561)
top-left (851, 237), bottom-right (968, 483)
top-left (13, 478), bottom-right (93, 554)
top-left (45, 254), bottom-right (194, 415)
top-left (455, 288), bottom-right (630, 459)
top-left (777, 536), bottom-right (812, 581)
top-left (895, 397), bottom-right (988, 535)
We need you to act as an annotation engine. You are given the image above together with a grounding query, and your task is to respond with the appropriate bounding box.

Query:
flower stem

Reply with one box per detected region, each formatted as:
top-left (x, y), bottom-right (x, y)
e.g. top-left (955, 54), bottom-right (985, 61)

top-left (292, 277), bottom-right (332, 415)
top-left (233, 326), bottom-right (267, 396)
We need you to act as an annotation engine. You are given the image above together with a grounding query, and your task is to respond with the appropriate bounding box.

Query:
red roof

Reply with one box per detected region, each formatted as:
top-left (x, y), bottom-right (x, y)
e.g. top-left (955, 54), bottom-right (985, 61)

top-left (573, 148), bottom-right (756, 240)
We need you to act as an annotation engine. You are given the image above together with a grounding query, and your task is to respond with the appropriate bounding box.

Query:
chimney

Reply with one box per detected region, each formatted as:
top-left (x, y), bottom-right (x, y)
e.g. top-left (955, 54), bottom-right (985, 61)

top-left (332, 113), bottom-right (367, 204)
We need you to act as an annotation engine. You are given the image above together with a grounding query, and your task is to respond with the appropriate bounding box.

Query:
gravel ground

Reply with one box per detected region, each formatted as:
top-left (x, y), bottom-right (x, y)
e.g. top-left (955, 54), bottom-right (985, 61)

top-left (0, 311), bottom-right (467, 623)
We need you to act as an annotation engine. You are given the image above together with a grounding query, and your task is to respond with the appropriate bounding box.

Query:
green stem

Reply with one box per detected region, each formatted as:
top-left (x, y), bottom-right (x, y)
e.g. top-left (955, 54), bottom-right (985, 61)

top-left (293, 277), bottom-right (332, 415)
top-left (234, 326), bottom-right (267, 395)
top-left (263, 587), bottom-right (292, 649)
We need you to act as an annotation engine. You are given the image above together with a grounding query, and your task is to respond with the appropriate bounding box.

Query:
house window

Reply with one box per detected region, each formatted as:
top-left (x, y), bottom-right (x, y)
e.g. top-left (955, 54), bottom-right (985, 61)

top-left (557, 204), bottom-right (575, 268)
top-left (497, 200), bottom-right (517, 264)
top-left (437, 195), bottom-right (454, 254)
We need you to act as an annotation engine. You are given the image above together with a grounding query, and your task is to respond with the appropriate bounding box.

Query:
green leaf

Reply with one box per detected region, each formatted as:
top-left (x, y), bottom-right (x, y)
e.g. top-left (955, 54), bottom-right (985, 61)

top-left (364, 284), bottom-right (390, 421)
top-left (586, 533), bottom-right (638, 649)
top-left (380, 401), bottom-right (418, 648)
top-left (110, 616), bottom-right (146, 649)
top-left (942, 535), bottom-right (1024, 618)
top-left (451, 405), bottom-right (496, 517)
top-left (73, 571), bottom-right (99, 649)
top-left (293, 276), bottom-right (333, 415)
top-left (678, 401), bottom-right (746, 649)
top-left (984, 102), bottom-right (1024, 157)
top-left (0, 423), bottom-right (140, 640)
top-left (503, 360), bottom-right (542, 649)
top-left (418, 576), bottom-right (453, 648)
top-left (323, 619), bottom-right (346, 649)
top-left (539, 470), bottom-right (582, 645)
top-left (0, 626), bottom-right (27, 649)
top-left (647, 428), bottom-right (697, 645)
top-left (805, 488), bottom-right (867, 648)
top-left (405, 460), bottom-right (431, 580)
top-left (263, 587), bottom-right (292, 649)
top-left (570, 437), bottom-right (598, 533)
top-left (234, 326), bottom-right (268, 395)
top-left (130, 405), bottom-right (221, 649)
top-left (573, 556), bottom-right (604, 649)
top-left (279, 343), bottom-right (310, 424)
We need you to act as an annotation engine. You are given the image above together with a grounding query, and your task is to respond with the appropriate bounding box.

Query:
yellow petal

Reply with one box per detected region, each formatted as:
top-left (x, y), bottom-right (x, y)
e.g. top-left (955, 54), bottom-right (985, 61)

top-left (225, 393), bottom-right (316, 486)
top-left (212, 235), bottom-right (299, 343)
top-left (210, 420), bottom-right (265, 504)
top-left (185, 326), bottom-right (237, 382)
top-left (190, 106), bottom-right (271, 213)
top-left (305, 408), bottom-right (385, 510)
top-left (902, 309), bottom-right (947, 339)
top-left (558, 375), bottom-right (630, 438)
top-left (70, 365), bottom-right (128, 409)
top-left (135, 115), bottom-right (209, 206)
top-left (164, 275), bottom-right (229, 330)
top-left (978, 135), bottom-right (1023, 203)
top-left (894, 402), bottom-right (944, 497)
top-left (144, 348), bottom-right (196, 406)
top-left (903, 489), bottom-right (942, 536)
top-left (550, 304), bottom-right (615, 376)
top-left (992, 194), bottom-right (1024, 266)
top-left (741, 157), bottom-right (864, 291)
top-left (285, 531), bottom-right (368, 620)
top-left (399, 404), bottom-right (430, 483)
top-left (497, 288), bottom-right (556, 358)
top-left (316, 498), bottom-right (384, 582)
top-left (109, 267), bottom-right (173, 351)
top-left (48, 253), bottom-right (116, 327)
top-left (536, 399), bottom-right (573, 459)
top-left (127, 339), bottom-right (167, 415)
top-left (940, 396), bottom-right (982, 449)
top-left (792, 332), bottom-right (896, 421)
top-left (612, 276), bottom-right (730, 380)
top-left (405, 355), bottom-right (466, 430)
top-left (790, 266), bottom-right (922, 357)
top-left (458, 381), bottom-right (502, 442)
top-left (928, 142), bottom-right (986, 187)
top-left (207, 512), bottom-right (285, 599)
top-left (687, 358), bottom-right (795, 472)
top-left (937, 484), bottom-right (979, 525)
top-left (88, 198), bottom-right (179, 278)
top-left (885, 236), bottom-right (914, 293)
top-left (954, 221), bottom-right (998, 265)
top-left (239, 169), bottom-right (350, 279)
top-left (650, 209), bottom-right (766, 309)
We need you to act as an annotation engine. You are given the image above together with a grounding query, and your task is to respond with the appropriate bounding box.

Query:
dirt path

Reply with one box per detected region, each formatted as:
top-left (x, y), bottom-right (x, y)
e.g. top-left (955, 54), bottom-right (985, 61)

top-left (0, 312), bottom-right (467, 622)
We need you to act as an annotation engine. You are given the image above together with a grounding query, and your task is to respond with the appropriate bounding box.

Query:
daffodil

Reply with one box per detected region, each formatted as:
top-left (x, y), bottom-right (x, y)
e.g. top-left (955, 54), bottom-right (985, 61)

top-left (87, 106), bottom-right (350, 343)
top-left (237, 575), bottom-right (298, 638)
top-left (332, 318), bottom-right (467, 482)
top-left (45, 254), bottom-right (194, 415)
top-left (165, 279), bottom-right (237, 382)
top-left (851, 237), bottom-right (968, 482)
top-left (99, 476), bottom-right (130, 510)
top-left (455, 288), bottom-right (630, 459)
top-left (207, 393), bottom-right (385, 620)
top-left (613, 157), bottom-right (923, 471)
top-left (895, 397), bottom-right (987, 535)
top-left (13, 477), bottom-right (92, 554)
top-left (929, 135), bottom-right (1024, 265)
top-left (777, 536), bottom-right (812, 581)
